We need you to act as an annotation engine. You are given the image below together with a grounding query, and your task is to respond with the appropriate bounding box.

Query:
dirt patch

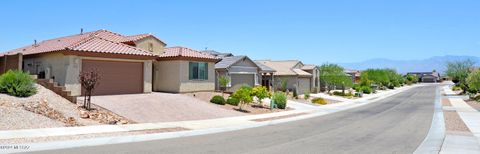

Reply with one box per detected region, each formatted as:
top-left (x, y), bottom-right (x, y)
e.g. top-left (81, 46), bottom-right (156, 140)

top-left (442, 98), bottom-right (452, 106)
top-left (0, 127), bottom-right (190, 144)
top-left (251, 113), bottom-right (308, 122)
top-left (465, 100), bottom-right (480, 111)
top-left (443, 110), bottom-right (470, 132)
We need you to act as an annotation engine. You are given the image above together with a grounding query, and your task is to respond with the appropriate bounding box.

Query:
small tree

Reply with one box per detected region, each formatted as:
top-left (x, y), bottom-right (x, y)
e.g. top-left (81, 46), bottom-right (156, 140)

top-left (277, 78), bottom-right (288, 92)
top-left (79, 68), bottom-right (101, 110)
top-left (252, 86), bottom-right (271, 106)
top-left (319, 63), bottom-right (352, 93)
top-left (218, 75), bottom-right (230, 97)
top-left (232, 85), bottom-right (253, 111)
top-left (467, 69), bottom-right (480, 98)
top-left (445, 60), bottom-right (475, 91)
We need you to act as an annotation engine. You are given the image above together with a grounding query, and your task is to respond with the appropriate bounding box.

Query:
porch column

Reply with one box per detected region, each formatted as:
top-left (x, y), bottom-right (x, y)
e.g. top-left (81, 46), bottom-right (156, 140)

top-left (270, 72), bottom-right (275, 92)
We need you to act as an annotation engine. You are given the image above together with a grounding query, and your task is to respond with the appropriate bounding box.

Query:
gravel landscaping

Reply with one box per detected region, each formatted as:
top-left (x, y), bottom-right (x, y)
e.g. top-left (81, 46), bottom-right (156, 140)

top-left (290, 97), bottom-right (340, 106)
top-left (0, 84), bottom-right (101, 130)
top-left (443, 110), bottom-right (470, 132)
top-left (442, 98), bottom-right (452, 106)
top-left (217, 104), bottom-right (291, 114)
top-left (465, 100), bottom-right (480, 111)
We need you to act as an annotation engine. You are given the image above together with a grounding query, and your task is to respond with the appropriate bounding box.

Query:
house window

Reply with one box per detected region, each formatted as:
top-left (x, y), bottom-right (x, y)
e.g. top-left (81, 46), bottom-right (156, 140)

top-left (148, 43), bottom-right (153, 52)
top-left (189, 62), bottom-right (208, 80)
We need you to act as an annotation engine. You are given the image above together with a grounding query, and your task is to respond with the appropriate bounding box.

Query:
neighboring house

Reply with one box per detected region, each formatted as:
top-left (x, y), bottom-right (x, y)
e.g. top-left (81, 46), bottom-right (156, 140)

top-left (1, 29), bottom-right (160, 96)
top-left (255, 60), bottom-right (319, 94)
top-left (344, 69), bottom-right (361, 84)
top-left (154, 46), bottom-right (218, 93)
top-left (407, 71), bottom-right (441, 83)
top-left (214, 56), bottom-right (275, 92)
top-left (301, 64), bottom-right (320, 93)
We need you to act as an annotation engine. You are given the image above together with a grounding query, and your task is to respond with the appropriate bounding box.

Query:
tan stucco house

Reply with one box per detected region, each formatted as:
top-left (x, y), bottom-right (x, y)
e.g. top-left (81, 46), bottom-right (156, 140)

top-left (214, 55), bottom-right (276, 92)
top-left (154, 46), bottom-right (219, 93)
top-left (254, 60), bottom-right (319, 94)
top-left (0, 29), bottom-right (218, 97)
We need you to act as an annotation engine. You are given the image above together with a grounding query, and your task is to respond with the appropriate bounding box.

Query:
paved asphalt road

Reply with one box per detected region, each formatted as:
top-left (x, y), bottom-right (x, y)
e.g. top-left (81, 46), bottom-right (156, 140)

top-left (32, 85), bottom-right (438, 154)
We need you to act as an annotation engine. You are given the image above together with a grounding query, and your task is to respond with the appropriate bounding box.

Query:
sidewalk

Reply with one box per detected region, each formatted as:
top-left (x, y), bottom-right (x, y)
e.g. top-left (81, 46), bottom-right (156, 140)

top-left (1, 84), bottom-right (418, 153)
top-left (440, 85), bottom-right (480, 154)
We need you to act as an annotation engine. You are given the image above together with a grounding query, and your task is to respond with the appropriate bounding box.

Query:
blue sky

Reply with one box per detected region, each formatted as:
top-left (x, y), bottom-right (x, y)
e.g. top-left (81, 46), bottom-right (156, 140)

top-left (0, 0), bottom-right (479, 64)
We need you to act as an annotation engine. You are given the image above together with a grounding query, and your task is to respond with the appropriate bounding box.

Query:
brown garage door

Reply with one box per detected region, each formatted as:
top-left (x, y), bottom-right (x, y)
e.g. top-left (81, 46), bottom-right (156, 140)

top-left (82, 60), bottom-right (143, 96)
top-left (229, 74), bottom-right (255, 92)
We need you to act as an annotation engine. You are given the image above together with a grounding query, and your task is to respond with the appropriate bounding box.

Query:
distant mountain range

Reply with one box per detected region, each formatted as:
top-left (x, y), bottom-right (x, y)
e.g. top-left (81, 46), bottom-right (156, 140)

top-left (339, 55), bottom-right (480, 74)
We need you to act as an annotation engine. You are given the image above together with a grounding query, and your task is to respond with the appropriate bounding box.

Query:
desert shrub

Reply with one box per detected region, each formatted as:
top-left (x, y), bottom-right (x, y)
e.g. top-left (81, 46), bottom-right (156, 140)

top-left (332, 91), bottom-right (343, 96)
top-left (0, 70), bottom-right (37, 97)
top-left (452, 86), bottom-right (462, 91)
top-left (292, 88), bottom-right (298, 99)
top-left (360, 86), bottom-right (372, 94)
top-left (226, 97), bottom-right (240, 106)
top-left (387, 84), bottom-right (395, 89)
top-left (352, 84), bottom-right (361, 91)
top-left (252, 86), bottom-right (271, 104)
top-left (232, 85), bottom-right (253, 110)
top-left (210, 95), bottom-right (225, 105)
top-left (304, 89), bottom-right (310, 100)
top-left (311, 97), bottom-right (327, 105)
top-left (272, 92), bottom-right (287, 109)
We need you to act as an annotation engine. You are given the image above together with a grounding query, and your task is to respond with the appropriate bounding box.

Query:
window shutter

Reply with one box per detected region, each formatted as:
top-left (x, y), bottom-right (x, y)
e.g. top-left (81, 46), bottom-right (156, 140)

top-left (204, 63), bottom-right (208, 80)
top-left (189, 62), bottom-right (194, 80)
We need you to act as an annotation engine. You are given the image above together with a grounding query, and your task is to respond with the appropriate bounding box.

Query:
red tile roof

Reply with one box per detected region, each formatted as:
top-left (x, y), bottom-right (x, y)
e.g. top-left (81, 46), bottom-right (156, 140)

top-left (3, 29), bottom-right (163, 57)
top-left (159, 46), bottom-right (218, 60)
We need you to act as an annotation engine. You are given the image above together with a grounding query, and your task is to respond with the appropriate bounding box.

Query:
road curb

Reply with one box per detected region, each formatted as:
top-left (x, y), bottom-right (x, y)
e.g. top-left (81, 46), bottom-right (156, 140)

top-left (414, 86), bottom-right (446, 154)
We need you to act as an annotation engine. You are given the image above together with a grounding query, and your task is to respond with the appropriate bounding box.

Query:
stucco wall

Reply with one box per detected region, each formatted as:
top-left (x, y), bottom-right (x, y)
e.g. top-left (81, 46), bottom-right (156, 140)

top-left (274, 76), bottom-right (298, 91)
top-left (154, 60), bottom-right (215, 93)
top-left (23, 52), bottom-right (153, 96)
top-left (134, 37), bottom-right (165, 55)
top-left (178, 60), bottom-right (215, 92)
top-left (153, 60), bottom-right (181, 92)
top-left (24, 53), bottom-right (72, 85)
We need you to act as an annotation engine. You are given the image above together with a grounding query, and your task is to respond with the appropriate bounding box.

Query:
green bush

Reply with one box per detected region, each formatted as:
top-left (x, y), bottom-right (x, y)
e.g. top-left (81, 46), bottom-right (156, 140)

top-left (352, 84), bottom-right (361, 91)
top-left (210, 95), bottom-right (225, 105)
top-left (311, 97), bottom-right (327, 105)
top-left (226, 97), bottom-right (240, 106)
top-left (272, 92), bottom-right (287, 109)
top-left (452, 86), bottom-right (462, 91)
top-left (0, 70), bottom-right (37, 97)
top-left (360, 86), bottom-right (372, 94)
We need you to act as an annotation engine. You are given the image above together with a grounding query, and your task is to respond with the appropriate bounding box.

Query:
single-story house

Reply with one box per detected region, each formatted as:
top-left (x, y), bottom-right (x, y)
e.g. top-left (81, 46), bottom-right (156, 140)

top-left (407, 71), bottom-right (441, 83)
top-left (344, 69), bottom-right (361, 84)
top-left (254, 60), bottom-right (319, 94)
top-left (1, 29), bottom-right (160, 96)
top-left (154, 46), bottom-right (219, 93)
top-left (214, 55), bottom-right (275, 92)
top-left (0, 29), bottom-right (218, 97)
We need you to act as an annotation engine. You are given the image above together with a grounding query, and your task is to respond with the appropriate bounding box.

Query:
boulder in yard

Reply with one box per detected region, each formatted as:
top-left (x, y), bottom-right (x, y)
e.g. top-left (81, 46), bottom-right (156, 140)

top-left (79, 110), bottom-right (89, 119)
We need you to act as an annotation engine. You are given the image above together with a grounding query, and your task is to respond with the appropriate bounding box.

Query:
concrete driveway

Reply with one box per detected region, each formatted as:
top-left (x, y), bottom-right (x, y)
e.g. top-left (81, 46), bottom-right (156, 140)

top-left (82, 93), bottom-right (245, 123)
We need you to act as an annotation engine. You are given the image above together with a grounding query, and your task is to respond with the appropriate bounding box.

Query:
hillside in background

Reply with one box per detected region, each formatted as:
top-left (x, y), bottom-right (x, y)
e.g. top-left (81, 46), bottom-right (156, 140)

top-left (339, 55), bottom-right (480, 74)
